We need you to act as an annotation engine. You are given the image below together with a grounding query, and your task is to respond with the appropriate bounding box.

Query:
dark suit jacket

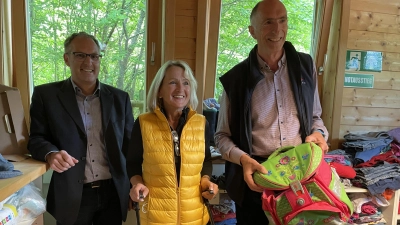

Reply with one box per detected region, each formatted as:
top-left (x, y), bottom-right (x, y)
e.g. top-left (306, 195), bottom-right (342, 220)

top-left (28, 78), bottom-right (134, 225)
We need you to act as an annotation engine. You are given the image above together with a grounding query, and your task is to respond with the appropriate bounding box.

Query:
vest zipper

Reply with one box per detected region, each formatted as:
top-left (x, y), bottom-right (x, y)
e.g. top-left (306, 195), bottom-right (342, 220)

top-left (177, 187), bottom-right (181, 224)
top-left (173, 144), bottom-right (181, 224)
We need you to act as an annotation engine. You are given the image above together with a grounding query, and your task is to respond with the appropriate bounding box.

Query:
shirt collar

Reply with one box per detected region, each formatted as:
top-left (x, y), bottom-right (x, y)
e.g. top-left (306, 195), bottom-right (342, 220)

top-left (256, 51), bottom-right (287, 72)
top-left (70, 77), bottom-right (100, 96)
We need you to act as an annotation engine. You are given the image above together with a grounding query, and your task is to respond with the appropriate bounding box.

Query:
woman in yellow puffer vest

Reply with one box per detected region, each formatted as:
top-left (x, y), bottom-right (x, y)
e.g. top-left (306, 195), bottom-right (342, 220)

top-left (126, 60), bottom-right (219, 225)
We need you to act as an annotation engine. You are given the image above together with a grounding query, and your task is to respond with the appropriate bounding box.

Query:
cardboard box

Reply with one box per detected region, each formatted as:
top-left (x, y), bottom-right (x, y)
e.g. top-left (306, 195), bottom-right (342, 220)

top-left (0, 84), bottom-right (29, 159)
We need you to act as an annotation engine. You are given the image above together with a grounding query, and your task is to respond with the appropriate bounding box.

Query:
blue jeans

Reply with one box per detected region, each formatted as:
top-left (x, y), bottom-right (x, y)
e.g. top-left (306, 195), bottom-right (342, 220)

top-left (57, 179), bottom-right (122, 225)
top-left (343, 132), bottom-right (393, 151)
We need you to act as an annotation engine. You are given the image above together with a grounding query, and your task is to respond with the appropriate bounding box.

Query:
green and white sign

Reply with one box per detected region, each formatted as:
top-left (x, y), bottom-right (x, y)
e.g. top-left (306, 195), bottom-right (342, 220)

top-left (344, 73), bottom-right (374, 88)
top-left (345, 50), bottom-right (382, 72)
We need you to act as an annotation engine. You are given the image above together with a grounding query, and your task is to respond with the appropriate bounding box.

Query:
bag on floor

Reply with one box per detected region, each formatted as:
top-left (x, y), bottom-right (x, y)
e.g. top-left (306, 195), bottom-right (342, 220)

top-left (253, 142), bottom-right (353, 225)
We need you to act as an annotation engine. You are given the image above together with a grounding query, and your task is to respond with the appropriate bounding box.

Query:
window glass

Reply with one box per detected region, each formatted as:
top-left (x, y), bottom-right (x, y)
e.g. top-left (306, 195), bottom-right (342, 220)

top-left (29, 0), bottom-right (147, 118)
top-left (215, 0), bottom-right (314, 100)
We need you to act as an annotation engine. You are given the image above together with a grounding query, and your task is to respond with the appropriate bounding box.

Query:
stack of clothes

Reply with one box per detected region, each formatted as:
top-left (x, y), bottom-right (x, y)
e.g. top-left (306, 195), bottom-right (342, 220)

top-left (331, 129), bottom-right (400, 224)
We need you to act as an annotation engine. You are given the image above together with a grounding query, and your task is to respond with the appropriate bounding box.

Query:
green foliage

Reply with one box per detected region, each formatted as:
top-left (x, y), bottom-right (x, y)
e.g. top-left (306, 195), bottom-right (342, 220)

top-left (29, 0), bottom-right (314, 117)
top-left (215, 0), bottom-right (314, 101)
top-left (29, 0), bottom-right (146, 118)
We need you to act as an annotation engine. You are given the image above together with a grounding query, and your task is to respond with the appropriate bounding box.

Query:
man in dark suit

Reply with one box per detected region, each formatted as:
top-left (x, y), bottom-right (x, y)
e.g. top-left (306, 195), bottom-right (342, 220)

top-left (28, 32), bottom-right (134, 225)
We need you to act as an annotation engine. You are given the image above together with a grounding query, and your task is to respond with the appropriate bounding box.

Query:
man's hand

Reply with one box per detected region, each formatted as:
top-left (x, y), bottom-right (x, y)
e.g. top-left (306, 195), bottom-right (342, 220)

top-left (240, 154), bottom-right (267, 193)
top-left (46, 150), bottom-right (79, 173)
top-left (305, 132), bottom-right (329, 153)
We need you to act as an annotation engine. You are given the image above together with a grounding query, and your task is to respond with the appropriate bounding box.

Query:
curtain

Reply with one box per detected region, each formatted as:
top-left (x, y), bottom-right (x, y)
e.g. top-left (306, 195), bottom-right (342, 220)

top-left (0, 0), bottom-right (12, 86)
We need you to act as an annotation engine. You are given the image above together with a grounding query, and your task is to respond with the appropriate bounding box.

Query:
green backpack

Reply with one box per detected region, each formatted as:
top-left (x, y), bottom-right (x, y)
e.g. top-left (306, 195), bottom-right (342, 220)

top-left (253, 142), bottom-right (353, 225)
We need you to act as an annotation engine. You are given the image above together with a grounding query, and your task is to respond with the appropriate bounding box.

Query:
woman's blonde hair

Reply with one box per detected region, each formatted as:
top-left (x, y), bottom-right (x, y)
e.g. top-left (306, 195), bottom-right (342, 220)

top-left (147, 60), bottom-right (198, 112)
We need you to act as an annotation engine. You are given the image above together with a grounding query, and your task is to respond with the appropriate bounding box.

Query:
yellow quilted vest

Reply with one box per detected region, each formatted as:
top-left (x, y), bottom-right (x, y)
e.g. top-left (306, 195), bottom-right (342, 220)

top-left (138, 107), bottom-right (210, 225)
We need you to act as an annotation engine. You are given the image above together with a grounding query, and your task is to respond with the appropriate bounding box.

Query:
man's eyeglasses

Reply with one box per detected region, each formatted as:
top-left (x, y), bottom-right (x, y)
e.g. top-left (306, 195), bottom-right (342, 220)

top-left (69, 52), bottom-right (103, 62)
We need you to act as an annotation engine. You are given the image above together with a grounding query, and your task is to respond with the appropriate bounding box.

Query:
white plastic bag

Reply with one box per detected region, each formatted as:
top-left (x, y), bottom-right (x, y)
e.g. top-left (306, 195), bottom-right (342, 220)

top-left (3, 182), bottom-right (46, 224)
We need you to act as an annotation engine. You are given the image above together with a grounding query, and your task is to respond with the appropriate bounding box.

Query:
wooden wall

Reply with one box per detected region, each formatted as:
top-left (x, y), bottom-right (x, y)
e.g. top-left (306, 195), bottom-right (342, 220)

top-left (159, 0), bottom-right (220, 113)
top-left (326, 0), bottom-right (400, 149)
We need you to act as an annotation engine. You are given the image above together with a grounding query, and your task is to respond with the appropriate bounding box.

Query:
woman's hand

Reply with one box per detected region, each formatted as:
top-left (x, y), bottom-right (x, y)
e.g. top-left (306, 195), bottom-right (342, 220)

top-left (130, 182), bottom-right (149, 202)
top-left (200, 175), bottom-right (219, 200)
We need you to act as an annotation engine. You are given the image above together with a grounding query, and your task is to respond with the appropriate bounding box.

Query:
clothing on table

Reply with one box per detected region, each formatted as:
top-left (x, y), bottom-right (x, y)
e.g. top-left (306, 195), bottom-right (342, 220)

top-left (343, 132), bottom-right (393, 152)
top-left (388, 127), bottom-right (400, 144)
top-left (0, 153), bottom-right (22, 179)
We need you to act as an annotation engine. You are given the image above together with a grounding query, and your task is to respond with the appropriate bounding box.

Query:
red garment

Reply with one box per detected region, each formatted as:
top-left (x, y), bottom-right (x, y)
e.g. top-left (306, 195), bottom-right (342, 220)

top-left (354, 150), bottom-right (400, 168)
top-left (210, 207), bottom-right (236, 222)
top-left (330, 162), bottom-right (356, 179)
top-left (361, 203), bottom-right (376, 215)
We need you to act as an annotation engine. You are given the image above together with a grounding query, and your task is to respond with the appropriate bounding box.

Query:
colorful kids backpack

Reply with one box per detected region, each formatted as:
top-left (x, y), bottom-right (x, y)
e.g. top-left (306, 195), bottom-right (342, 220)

top-left (253, 142), bottom-right (353, 225)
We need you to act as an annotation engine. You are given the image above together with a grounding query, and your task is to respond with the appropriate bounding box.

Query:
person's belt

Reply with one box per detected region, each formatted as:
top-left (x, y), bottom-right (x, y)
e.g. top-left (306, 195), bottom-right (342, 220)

top-left (83, 179), bottom-right (112, 188)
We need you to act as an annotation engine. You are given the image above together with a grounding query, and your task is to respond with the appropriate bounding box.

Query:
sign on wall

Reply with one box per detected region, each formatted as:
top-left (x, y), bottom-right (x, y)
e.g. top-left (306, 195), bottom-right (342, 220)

top-left (345, 50), bottom-right (382, 72)
top-left (344, 73), bottom-right (374, 88)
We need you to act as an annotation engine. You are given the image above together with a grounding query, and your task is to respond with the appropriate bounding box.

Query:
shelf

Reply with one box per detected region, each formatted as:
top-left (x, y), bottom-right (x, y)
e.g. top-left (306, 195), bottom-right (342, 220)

top-left (0, 158), bottom-right (49, 202)
top-left (344, 186), bottom-right (368, 193)
top-left (211, 158), bottom-right (225, 164)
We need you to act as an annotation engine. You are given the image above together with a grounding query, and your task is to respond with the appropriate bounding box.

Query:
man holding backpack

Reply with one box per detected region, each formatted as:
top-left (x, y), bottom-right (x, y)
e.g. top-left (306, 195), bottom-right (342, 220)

top-left (215, 0), bottom-right (329, 224)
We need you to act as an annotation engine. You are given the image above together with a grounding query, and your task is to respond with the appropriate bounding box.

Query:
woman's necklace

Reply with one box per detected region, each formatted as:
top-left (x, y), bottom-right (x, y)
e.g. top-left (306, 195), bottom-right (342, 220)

top-left (171, 128), bottom-right (180, 156)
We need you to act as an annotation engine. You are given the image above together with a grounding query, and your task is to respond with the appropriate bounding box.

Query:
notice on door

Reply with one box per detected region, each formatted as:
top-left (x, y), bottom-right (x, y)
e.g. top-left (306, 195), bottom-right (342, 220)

top-left (344, 73), bottom-right (374, 88)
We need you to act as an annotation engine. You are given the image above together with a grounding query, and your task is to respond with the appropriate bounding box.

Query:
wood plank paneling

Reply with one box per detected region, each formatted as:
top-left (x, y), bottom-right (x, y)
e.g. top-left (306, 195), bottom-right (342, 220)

top-left (347, 30), bottom-right (400, 53)
top-left (341, 106), bottom-right (400, 126)
top-left (349, 10), bottom-right (400, 34)
top-left (382, 52), bottom-right (400, 72)
top-left (175, 15), bottom-right (196, 38)
top-left (374, 71), bottom-right (400, 89)
top-left (176, 0), bottom-right (196, 16)
top-left (350, 0), bottom-right (400, 15)
top-left (164, 0), bottom-right (176, 61)
top-left (342, 88), bottom-right (400, 107)
top-left (174, 37), bottom-right (196, 59)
